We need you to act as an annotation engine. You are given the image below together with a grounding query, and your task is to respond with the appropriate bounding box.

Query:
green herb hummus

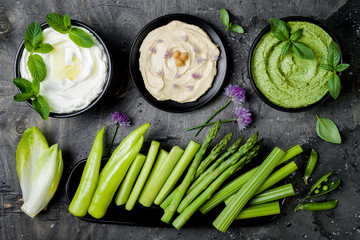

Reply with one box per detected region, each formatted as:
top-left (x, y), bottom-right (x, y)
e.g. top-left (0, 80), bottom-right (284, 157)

top-left (251, 21), bottom-right (333, 108)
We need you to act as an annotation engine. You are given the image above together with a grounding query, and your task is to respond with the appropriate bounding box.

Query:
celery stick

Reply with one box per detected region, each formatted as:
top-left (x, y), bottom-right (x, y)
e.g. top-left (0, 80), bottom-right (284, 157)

top-left (235, 201), bottom-right (280, 220)
top-left (139, 146), bottom-right (184, 207)
top-left (213, 147), bottom-right (285, 232)
top-left (247, 183), bottom-right (295, 206)
top-left (126, 141), bottom-right (160, 210)
top-left (115, 153), bottom-right (146, 205)
top-left (155, 140), bottom-right (200, 205)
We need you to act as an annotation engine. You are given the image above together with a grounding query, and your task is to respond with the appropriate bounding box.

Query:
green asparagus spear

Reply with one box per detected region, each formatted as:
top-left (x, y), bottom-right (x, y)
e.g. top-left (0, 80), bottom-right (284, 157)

top-left (161, 121), bottom-right (221, 224)
top-left (178, 134), bottom-right (259, 213)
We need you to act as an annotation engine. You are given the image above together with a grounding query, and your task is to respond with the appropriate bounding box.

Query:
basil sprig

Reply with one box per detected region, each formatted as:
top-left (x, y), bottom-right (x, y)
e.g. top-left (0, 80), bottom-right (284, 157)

top-left (320, 41), bottom-right (350, 99)
top-left (220, 9), bottom-right (244, 34)
top-left (46, 13), bottom-right (94, 48)
top-left (315, 114), bottom-right (341, 144)
top-left (270, 18), bottom-right (314, 60)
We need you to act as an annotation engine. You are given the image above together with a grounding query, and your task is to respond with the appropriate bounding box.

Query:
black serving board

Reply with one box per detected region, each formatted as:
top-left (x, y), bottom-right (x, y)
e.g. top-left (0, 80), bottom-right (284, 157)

top-left (65, 158), bottom-right (284, 228)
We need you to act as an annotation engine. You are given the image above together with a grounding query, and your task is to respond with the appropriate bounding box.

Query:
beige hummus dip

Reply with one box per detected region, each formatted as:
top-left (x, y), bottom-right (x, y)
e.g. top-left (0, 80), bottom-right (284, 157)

top-left (139, 21), bottom-right (220, 103)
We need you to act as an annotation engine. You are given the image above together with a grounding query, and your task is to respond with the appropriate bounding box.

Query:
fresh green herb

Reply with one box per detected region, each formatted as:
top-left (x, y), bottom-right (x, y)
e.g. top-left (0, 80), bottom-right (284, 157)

top-left (220, 9), bottom-right (244, 34)
top-left (24, 22), bottom-right (43, 52)
top-left (32, 96), bottom-right (50, 120)
top-left (295, 200), bottom-right (337, 212)
top-left (46, 13), bottom-right (94, 48)
top-left (315, 114), bottom-right (342, 144)
top-left (320, 41), bottom-right (350, 99)
top-left (269, 18), bottom-right (314, 60)
top-left (303, 149), bottom-right (318, 185)
top-left (27, 54), bottom-right (47, 82)
top-left (34, 43), bottom-right (53, 53)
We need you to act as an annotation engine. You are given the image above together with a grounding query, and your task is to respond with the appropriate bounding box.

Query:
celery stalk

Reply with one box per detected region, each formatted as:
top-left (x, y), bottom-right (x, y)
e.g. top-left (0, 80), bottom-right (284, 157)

top-left (235, 201), bottom-right (280, 220)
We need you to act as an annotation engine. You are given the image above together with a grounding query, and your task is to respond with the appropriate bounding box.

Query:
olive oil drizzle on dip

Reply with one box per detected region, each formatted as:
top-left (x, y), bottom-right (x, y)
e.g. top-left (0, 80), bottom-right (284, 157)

top-left (251, 21), bottom-right (333, 108)
top-left (139, 21), bottom-right (220, 103)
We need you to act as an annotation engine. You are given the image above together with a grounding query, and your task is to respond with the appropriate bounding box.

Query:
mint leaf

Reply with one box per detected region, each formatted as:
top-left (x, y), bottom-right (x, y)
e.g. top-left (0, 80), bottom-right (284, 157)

top-left (32, 78), bottom-right (40, 95)
top-left (69, 28), bottom-right (94, 48)
top-left (32, 96), bottom-right (50, 120)
top-left (13, 78), bottom-right (33, 93)
top-left (327, 41), bottom-right (341, 66)
top-left (281, 41), bottom-right (292, 56)
top-left (328, 73), bottom-right (341, 99)
top-left (220, 9), bottom-right (229, 26)
top-left (46, 13), bottom-right (68, 33)
top-left (229, 25), bottom-right (244, 34)
top-left (34, 43), bottom-right (53, 53)
top-left (14, 93), bottom-right (34, 102)
top-left (316, 114), bottom-right (341, 144)
top-left (270, 18), bottom-right (289, 41)
top-left (290, 28), bottom-right (303, 42)
top-left (336, 63), bottom-right (350, 72)
top-left (63, 14), bottom-right (71, 30)
top-left (27, 54), bottom-right (47, 81)
top-left (24, 22), bottom-right (42, 50)
top-left (320, 64), bottom-right (334, 71)
top-left (292, 41), bottom-right (315, 60)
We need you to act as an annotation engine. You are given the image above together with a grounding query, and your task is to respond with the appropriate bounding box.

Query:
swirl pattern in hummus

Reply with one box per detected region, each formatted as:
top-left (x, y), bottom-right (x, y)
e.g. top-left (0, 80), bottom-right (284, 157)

top-left (139, 21), bottom-right (220, 103)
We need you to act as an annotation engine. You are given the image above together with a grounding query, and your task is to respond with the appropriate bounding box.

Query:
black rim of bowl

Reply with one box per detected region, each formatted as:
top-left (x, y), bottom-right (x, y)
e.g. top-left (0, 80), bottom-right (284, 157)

top-left (14, 20), bottom-right (113, 118)
top-left (248, 16), bottom-right (343, 113)
top-left (129, 14), bottom-right (228, 113)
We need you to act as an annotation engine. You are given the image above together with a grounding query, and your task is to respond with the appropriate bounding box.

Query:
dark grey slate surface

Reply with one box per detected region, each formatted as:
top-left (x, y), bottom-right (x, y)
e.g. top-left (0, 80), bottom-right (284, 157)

top-left (0, 0), bottom-right (359, 239)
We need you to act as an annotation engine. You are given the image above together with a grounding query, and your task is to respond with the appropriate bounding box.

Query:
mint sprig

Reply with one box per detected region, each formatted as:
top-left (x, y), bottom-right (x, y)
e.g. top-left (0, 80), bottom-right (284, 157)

top-left (220, 9), bottom-right (244, 34)
top-left (270, 18), bottom-right (314, 60)
top-left (13, 78), bottom-right (50, 120)
top-left (46, 13), bottom-right (94, 48)
top-left (320, 41), bottom-right (350, 99)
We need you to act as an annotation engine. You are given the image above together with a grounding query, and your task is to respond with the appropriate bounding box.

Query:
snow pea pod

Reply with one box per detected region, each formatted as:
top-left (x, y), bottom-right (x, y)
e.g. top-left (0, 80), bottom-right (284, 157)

top-left (69, 126), bottom-right (105, 217)
top-left (305, 172), bottom-right (340, 199)
top-left (295, 200), bottom-right (338, 212)
top-left (303, 149), bottom-right (318, 185)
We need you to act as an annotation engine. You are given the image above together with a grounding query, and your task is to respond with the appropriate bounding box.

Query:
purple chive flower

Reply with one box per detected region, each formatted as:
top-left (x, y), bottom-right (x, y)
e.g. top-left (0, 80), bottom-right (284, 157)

top-left (175, 73), bottom-right (181, 79)
top-left (164, 49), bottom-right (172, 59)
top-left (157, 39), bottom-right (164, 43)
top-left (193, 47), bottom-right (199, 54)
top-left (191, 73), bottom-right (202, 79)
top-left (157, 69), bottom-right (164, 77)
top-left (233, 106), bottom-right (252, 131)
top-left (187, 86), bottom-right (194, 91)
top-left (224, 85), bottom-right (246, 104)
top-left (110, 112), bottom-right (131, 127)
top-left (196, 57), bottom-right (208, 64)
top-left (149, 47), bottom-right (156, 54)
top-left (181, 34), bottom-right (187, 41)
top-left (211, 55), bottom-right (219, 61)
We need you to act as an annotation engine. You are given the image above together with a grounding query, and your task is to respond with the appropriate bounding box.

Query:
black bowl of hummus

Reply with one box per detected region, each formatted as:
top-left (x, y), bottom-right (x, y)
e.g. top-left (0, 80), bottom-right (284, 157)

top-left (14, 20), bottom-right (112, 118)
top-left (248, 16), bottom-right (342, 112)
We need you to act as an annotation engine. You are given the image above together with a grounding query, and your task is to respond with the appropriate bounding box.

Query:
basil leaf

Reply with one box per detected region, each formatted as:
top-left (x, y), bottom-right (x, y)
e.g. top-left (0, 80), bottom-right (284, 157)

top-left (328, 73), bottom-right (341, 99)
top-left (229, 25), bottom-right (244, 34)
top-left (34, 43), bottom-right (54, 53)
top-left (327, 41), bottom-right (341, 66)
top-left (32, 78), bottom-right (40, 95)
top-left (63, 14), bottom-right (71, 30)
top-left (316, 114), bottom-right (342, 144)
top-left (290, 28), bottom-right (303, 42)
top-left (281, 41), bottom-right (292, 56)
top-left (270, 18), bottom-right (289, 41)
top-left (292, 42), bottom-right (315, 60)
top-left (336, 63), bottom-right (350, 72)
top-left (27, 54), bottom-right (47, 82)
top-left (320, 64), bottom-right (334, 71)
top-left (46, 13), bottom-right (68, 33)
top-left (14, 93), bottom-right (34, 102)
top-left (24, 22), bottom-right (42, 50)
top-left (32, 95), bottom-right (50, 120)
top-left (13, 78), bottom-right (33, 93)
top-left (69, 28), bottom-right (94, 48)
top-left (220, 9), bottom-right (230, 26)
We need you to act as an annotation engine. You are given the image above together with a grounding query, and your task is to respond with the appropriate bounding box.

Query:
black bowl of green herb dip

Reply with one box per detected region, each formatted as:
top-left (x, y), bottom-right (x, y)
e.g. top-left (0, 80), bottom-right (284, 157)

top-left (248, 16), bottom-right (342, 112)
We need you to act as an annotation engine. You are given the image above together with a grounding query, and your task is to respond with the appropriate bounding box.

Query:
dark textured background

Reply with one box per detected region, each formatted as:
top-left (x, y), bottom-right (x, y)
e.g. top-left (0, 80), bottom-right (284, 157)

top-left (1, 0), bottom-right (359, 239)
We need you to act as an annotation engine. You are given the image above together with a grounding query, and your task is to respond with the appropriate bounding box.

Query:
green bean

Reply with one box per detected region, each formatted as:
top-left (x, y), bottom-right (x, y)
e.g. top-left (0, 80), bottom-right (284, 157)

top-left (303, 149), bottom-right (318, 185)
top-left (295, 200), bottom-right (338, 212)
